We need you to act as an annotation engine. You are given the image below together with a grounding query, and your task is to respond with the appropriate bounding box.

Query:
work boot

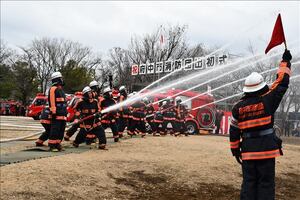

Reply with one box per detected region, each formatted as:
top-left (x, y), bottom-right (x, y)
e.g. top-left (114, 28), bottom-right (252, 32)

top-left (56, 144), bottom-right (65, 151)
top-left (98, 144), bottom-right (107, 150)
top-left (72, 142), bottom-right (79, 148)
top-left (114, 137), bottom-right (119, 142)
top-left (35, 141), bottom-right (45, 147)
top-left (49, 144), bottom-right (64, 152)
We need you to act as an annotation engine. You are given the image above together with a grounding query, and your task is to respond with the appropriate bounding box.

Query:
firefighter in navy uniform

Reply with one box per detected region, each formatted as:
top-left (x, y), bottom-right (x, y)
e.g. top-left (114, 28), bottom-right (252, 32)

top-left (129, 97), bottom-right (147, 137)
top-left (35, 106), bottom-right (51, 146)
top-left (174, 97), bottom-right (188, 136)
top-left (229, 50), bottom-right (292, 200)
top-left (143, 97), bottom-right (156, 135)
top-left (161, 97), bottom-right (177, 135)
top-left (99, 87), bottom-right (119, 142)
top-left (48, 72), bottom-right (68, 151)
top-left (72, 86), bottom-right (106, 149)
top-left (118, 86), bottom-right (130, 137)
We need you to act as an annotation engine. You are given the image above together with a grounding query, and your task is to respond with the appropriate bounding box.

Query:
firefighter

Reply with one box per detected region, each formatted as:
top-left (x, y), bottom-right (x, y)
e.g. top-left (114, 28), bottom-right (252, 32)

top-left (229, 50), bottom-right (292, 200)
top-left (48, 71), bottom-right (68, 152)
top-left (118, 86), bottom-right (130, 137)
top-left (35, 106), bottom-right (51, 146)
top-left (72, 86), bottom-right (106, 149)
top-left (161, 97), bottom-right (176, 135)
top-left (144, 97), bottom-right (156, 134)
top-left (128, 97), bottom-right (147, 137)
top-left (99, 87), bottom-right (119, 142)
top-left (174, 97), bottom-right (188, 136)
top-left (215, 109), bottom-right (224, 134)
top-left (89, 80), bottom-right (100, 99)
top-left (126, 93), bottom-right (135, 136)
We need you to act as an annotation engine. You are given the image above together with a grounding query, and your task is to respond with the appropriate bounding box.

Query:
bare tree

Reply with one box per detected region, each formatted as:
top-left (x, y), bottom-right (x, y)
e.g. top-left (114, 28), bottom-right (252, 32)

top-left (21, 37), bottom-right (103, 93)
top-left (107, 24), bottom-right (206, 90)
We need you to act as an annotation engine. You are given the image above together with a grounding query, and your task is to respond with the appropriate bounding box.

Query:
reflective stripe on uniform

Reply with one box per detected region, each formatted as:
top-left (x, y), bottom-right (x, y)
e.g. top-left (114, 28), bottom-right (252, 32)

top-left (40, 119), bottom-right (51, 124)
top-left (86, 134), bottom-right (96, 139)
top-left (230, 116), bottom-right (239, 128)
top-left (238, 116), bottom-right (271, 129)
top-left (132, 117), bottom-right (144, 121)
top-left (164, 117), bottom-right (175, 121)
top-left (56, 97), bottom-right (65, 102)
top-left (230, 140), bottom-right (240, 149)
top-left (242, 149), bottom-right (281, 160)
top-left (49, 86), bottom-right (57, 114)
top-left (56, 116), bottom-right (67, 120)
top-left (48, 139), bottom-right (61, 144)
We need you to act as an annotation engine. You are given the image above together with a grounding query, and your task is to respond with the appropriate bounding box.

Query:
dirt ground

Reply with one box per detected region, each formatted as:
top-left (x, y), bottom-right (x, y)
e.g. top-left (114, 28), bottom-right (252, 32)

top-left (1, 134), bottom-right (300, 200)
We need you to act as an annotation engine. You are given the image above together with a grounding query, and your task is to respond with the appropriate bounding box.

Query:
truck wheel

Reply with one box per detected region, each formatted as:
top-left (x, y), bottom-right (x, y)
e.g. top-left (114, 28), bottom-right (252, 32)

top-left (185, 121), bottom-right (198, 135)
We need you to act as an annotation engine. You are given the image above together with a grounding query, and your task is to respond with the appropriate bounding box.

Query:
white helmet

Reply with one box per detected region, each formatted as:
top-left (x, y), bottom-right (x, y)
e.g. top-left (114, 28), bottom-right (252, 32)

top-left (243, 72), bottom-right (266, 93)
top-left (166, 96), bottom-right (172, 101)
top-left (82, 86), bottom-right (91, 94)
top-left (103, 87), bottom-right (112, 94)
top-left (175, 96), bottom-right (182, 102)
top-left (142, 97), bottom-right (148, 102)
top-left (119, 85), bottom-right (126, 92)
top-left (89, 80), bottom-right (98, 88)
top-left (162, 101), bottom-right (167, 105)
top-left (51, 71), bottom-right (62, 80)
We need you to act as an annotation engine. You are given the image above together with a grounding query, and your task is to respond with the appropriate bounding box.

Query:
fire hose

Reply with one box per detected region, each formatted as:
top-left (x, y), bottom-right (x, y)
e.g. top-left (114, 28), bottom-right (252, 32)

top-left (0, 113), bottom-right (101, 143)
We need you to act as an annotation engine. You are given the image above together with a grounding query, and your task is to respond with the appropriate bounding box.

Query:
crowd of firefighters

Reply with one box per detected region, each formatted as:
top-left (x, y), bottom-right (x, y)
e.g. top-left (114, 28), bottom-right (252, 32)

top-left (35, 74), bottom-right (191, 151)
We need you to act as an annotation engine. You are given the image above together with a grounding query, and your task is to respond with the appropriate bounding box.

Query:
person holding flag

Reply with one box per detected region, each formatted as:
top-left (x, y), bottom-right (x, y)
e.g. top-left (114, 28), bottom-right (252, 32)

top-left (229, 14), bottom-right (292, 200)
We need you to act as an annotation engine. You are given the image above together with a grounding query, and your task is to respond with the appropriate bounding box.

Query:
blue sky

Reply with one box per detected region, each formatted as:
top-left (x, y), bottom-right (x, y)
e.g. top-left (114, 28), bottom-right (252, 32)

top-left (1, 1), bottom-right (299, 56)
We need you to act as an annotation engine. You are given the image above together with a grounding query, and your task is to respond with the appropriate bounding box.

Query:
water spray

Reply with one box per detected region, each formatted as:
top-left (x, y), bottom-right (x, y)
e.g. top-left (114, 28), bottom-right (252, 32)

top-left (152, 45), bottom-right (298, 106)
top-left (192, 74), bottom-right (300, 111)
top-left (182, 61), bottom-right (300, 104)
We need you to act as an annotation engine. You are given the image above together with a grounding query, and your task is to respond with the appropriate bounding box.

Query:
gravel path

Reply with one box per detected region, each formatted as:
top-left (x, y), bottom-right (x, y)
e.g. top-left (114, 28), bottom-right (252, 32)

top-left (1, 135), bottom-right (299, 200)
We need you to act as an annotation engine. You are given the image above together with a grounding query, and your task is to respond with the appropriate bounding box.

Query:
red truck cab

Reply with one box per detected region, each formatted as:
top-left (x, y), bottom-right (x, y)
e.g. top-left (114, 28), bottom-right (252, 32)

top-left (66, 92), bottom-right (83, 122)
top-left (27, 93), bottom-right (73, 120)
top-left (26, 93), bottom-right (48, 120)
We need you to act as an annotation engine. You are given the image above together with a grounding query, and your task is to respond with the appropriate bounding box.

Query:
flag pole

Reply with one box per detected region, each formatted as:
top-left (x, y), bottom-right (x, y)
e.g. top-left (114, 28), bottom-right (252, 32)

top-left (284, 41), bottom-right (287, 50)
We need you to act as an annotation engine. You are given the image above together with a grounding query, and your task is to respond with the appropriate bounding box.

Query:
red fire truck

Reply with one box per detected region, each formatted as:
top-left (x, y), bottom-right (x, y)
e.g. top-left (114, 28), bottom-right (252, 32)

top-left (27, 93), bottom-right (74, 120)
top-left (145, 89), bottom-right (218, 135)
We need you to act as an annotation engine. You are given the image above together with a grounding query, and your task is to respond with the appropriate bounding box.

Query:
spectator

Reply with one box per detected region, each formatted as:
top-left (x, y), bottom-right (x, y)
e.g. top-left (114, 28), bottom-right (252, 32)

top-left (215, 110), bottom-right (224, 134)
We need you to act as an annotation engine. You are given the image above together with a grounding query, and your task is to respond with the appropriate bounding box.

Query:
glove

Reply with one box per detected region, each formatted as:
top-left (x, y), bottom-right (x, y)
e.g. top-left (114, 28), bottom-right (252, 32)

top-left (274, 136), bottom-right (284, 155)
top-left (231, 148), bottom-right (242, 165)
top-left (282, 50), bottom-right (292, 62)
top-left (235, 155), bottom-right (242, 165)
top-left (94, 112), bottom-right (101, 119)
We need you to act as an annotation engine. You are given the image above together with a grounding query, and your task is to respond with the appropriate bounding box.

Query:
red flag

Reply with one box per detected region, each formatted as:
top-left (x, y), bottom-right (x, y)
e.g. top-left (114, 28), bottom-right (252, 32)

top-left (265, 14), bottom-right (286, 54)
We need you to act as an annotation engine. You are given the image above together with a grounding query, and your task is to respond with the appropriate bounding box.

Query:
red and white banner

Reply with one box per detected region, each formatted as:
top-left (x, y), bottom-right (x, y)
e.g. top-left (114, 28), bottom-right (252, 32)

top-left (131, 64), bottom-right (139, 76)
